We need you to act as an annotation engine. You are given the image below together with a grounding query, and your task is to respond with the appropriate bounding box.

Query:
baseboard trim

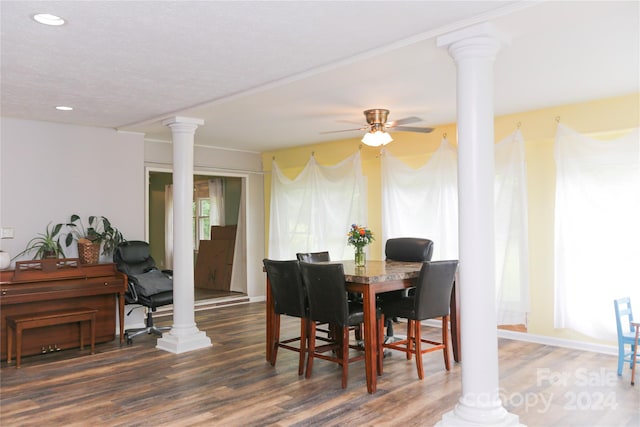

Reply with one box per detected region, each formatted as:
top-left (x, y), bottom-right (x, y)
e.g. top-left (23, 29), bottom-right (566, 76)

top-left (496, 329), bottom-right (617, 356)
top-left (421, 319), bottom-right (617, 356)
top-left (153, 295), bottom-right (251, 318)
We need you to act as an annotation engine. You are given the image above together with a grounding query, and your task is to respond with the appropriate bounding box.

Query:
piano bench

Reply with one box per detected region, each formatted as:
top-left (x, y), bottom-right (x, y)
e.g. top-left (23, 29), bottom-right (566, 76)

top-left (6, 308), bottom-right (97, 368)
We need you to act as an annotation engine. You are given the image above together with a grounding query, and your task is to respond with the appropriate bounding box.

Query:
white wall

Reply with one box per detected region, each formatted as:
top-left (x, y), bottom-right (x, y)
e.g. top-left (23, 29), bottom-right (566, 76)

top-left (144, 140), bottom-right (265, 299)
top-left (0, 117), bottom-right (266, 301)
top-left (0, 118), bottom-right (145, 263)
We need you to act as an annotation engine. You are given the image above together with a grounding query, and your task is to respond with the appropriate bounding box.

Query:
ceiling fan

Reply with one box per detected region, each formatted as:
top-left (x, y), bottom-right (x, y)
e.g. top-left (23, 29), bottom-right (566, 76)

top-left (321, 108), bottom-right (434, 147)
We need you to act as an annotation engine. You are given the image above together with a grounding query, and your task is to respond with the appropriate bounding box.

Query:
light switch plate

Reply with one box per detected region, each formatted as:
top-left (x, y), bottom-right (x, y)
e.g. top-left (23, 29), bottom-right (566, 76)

top-left (0, 227), bottom-right (15, 239)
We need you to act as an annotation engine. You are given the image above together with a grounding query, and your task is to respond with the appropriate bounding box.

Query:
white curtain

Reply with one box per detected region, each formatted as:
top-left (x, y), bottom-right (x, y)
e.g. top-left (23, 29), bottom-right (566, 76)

top-left (268, 152), bottom-right (367, 260)
top-left (229, 179), bottom-right (246, 293)
top-left (495, 129), bottom-right (530, 325)
top-left (381, 131), bottom-right (530, 325)
top-left (208, 178), bottom-right (225, 227)
top-left (164, 184), bottom-right (174, 269)
top-left (554, 124), bottom-right (640, 340)
top-left (381, 138), bottom-right (459, 260)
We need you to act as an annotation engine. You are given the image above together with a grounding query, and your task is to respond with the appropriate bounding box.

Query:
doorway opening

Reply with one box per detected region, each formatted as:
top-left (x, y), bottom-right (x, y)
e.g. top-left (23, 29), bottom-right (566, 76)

top-left (146, 169), bottom-right (248, 304)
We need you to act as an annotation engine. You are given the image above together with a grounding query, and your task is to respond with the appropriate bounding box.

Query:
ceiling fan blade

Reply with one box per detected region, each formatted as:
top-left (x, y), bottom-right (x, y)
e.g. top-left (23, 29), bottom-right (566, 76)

top-left (391, 126), bottom-right (435, 133)
top-left (319, 127), bottom-right (366, 135)
top-left (387, 116), bottom-right (422, 127)
top-left (337, 119), bottom-right (367, 126)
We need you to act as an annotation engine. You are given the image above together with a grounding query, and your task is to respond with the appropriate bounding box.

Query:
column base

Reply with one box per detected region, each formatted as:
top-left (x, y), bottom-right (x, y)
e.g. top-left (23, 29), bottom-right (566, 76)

top-left (156, 329), bottom-right (212, 354)
top-left (437, 405), bottom-right (523, 427)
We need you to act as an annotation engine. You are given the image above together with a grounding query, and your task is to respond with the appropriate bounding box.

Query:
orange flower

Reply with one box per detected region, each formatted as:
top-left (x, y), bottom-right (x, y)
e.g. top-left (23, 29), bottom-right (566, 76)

top-left (347, 224), bottom-right (374, 248)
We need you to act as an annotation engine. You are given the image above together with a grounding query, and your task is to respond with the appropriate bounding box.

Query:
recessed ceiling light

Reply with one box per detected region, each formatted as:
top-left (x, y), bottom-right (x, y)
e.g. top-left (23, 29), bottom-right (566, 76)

top-left (55, 106), bottom-right (73, 111)
top-left (33, 13), bottom-right (66, 26)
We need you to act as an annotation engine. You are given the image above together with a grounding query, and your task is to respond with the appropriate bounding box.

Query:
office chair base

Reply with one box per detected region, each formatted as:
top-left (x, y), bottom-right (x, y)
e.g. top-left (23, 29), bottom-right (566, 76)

top-left (124, 325), bottom-right (171, 344)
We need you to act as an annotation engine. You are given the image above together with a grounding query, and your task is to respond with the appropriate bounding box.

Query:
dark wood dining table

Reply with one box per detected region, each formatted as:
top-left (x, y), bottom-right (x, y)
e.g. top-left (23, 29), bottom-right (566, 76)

top-left (265, 259), bottom-right (460, 394)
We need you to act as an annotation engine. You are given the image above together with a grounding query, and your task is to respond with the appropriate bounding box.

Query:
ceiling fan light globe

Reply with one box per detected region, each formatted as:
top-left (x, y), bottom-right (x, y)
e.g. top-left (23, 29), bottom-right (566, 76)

top-left (361, 130), bottom-right (392, 147)
top-left (361, 132), bottom-right (377, 146)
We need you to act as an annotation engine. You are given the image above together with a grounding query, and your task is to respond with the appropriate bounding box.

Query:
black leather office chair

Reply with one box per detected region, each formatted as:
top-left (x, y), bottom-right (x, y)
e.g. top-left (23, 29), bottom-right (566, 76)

top-left (381, 260), bottom-right (458, 379)
top-left (263, 259), bottom-right (308, 375)
top-left (113, 241), bottom-right (173, 344)
top-left (299, 261), bottom-right (383, 388)
top-left (382, 238), bottom-right (434, 340)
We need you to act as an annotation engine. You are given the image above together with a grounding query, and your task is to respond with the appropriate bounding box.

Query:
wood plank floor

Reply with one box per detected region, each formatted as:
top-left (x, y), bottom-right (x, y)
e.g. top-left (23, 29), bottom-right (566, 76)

top-left (1, 302), bottom-right (638, 426)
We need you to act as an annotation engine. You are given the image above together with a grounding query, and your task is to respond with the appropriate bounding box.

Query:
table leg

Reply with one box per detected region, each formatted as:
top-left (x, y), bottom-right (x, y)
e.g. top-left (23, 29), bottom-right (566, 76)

top-left (362, 287), bottom-right (377, 394)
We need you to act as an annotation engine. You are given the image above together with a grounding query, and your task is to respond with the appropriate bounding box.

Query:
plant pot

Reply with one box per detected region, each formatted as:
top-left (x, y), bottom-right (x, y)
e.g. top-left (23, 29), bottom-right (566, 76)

top-left (0, 251), bottom-right (10, 270)
top-left (43, 250), bottom-right (57, 259)
top-left (77, 241), bottom-right (100, 264)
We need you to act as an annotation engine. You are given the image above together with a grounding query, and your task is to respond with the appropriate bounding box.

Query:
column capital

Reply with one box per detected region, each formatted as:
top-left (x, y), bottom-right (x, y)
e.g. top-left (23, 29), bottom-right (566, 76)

top-left (162, 116), bottom-right (205, 129)
top-left (437, 22), bottom-right (510, 62)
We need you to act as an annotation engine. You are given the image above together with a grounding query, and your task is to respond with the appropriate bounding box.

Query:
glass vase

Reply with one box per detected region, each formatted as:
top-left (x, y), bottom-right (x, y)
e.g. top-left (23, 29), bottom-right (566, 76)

top-left (354, 247), bottom-right (366, 267)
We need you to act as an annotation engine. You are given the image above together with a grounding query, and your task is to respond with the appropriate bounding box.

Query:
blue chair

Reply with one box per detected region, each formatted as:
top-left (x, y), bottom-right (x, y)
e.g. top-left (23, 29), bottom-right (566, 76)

top-left (614, 297), bottom-right (637, 376)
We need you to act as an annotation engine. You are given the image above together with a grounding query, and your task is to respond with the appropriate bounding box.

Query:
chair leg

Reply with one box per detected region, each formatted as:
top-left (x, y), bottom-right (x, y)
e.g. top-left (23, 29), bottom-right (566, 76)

top-left (406, 320), bottom-right (414, 360)
top-left (305, 322), bottom-right (317, 379)
top-left (618, 343), bottom-right (625, 376)
top-left (341, 327), bottom-right (349, 389)
top-left (270, 314), bottom-right (281, 366)
top-left (298, 318), bottom-right (307, 376)
top-left (414, 320), bottom-right (424, 380)
top-left (442, 315), bottom-right (451, 371)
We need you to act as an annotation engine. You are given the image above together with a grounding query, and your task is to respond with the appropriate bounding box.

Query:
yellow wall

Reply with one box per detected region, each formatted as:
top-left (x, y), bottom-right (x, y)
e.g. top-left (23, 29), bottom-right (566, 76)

top-left (261, 93), bottom-right (640, 345)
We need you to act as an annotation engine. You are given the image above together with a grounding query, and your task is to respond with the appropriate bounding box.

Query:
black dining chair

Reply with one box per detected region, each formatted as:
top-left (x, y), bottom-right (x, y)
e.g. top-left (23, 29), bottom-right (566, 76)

top-left (296, 251), bottom-right (330, 263)
top-left (381, 238), bottom-right (434, 340)
top-left (263, 259), bottom-right (308, 376)
top-left (297, 250), bottom-right (362, 305)
top-left (296, 251), bottom-right (336, 340)
top-left (380, 260), bottom-right (458, 379)
top-left (299, 261), bottom-right (383, 388)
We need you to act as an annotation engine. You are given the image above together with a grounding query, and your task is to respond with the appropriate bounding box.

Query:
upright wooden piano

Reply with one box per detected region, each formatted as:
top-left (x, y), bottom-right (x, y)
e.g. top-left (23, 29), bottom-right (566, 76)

top-left (0, 258), bottom-right (126, 361)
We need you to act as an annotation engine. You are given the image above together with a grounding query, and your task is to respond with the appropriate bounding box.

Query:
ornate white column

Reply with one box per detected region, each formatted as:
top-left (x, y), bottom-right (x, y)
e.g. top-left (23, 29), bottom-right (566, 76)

top-left (157, 116), bottom-right (212, 354)
top-left (436, 23), bottom-right (522, 426)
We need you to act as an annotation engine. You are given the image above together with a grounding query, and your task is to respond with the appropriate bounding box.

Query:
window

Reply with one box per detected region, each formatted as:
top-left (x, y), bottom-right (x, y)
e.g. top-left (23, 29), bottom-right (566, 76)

top-left (268, 153), bottom-right (367, 260)
top-left (192, 180), bottom-right (224, 250)
top-left (553, 125), bottom-right (640, 340)
top-left (193, 197), bottom-right (211, 249)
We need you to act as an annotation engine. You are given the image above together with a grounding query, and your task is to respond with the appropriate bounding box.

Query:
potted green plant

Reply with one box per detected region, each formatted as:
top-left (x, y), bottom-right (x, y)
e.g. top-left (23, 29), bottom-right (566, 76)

top-left (12, 222), bottom-right (66, 260)
top-left (61, 214), bottom-right (125, 264)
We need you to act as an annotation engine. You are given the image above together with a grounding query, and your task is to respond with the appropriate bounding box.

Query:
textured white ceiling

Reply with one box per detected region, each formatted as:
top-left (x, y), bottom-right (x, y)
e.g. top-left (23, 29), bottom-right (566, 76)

top-left (1, 1), bottom-right (638, 152)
